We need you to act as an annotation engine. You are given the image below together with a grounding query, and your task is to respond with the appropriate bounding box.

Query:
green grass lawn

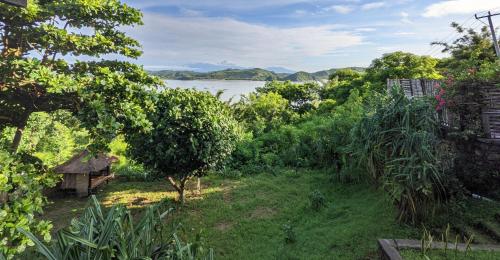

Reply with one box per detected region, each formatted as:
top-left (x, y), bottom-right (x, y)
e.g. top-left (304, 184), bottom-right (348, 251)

top-left (43, 168), bottom-right (418, 259)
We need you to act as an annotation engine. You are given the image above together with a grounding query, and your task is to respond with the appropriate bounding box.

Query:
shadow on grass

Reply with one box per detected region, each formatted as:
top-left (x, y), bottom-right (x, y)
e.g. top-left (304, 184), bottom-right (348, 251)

top-left (43, 169), bottom-right (419, 259)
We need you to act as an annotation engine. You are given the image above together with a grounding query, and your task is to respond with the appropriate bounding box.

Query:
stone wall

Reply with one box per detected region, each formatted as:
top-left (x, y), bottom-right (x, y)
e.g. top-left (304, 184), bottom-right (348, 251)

top-left (455, 138), bottom-right (500, 198)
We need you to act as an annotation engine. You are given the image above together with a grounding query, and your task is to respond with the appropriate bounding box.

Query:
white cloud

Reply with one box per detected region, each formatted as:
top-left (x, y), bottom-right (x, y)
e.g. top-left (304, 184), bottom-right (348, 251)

top-left (356, 27), bottom-right (377, 32)
top-left (324, 5), bottom-right (353, 14)
top-left (129, 13), bottom-right (364, 69)
top-left (400, 11), bottom-right (412, 24)
top-left (124, 0), bottom-right (309, 10)
top-left (423, 0), bottom-right (500, 17)
top-left (394, 32), bottom-right (416, 36)
top-left (361, 2), bottom-right (386, 11)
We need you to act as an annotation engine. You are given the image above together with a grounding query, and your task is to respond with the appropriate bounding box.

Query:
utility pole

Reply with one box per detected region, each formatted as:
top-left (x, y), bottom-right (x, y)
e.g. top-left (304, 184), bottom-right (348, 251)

top-left (475, 11), bottom-right (500, 58)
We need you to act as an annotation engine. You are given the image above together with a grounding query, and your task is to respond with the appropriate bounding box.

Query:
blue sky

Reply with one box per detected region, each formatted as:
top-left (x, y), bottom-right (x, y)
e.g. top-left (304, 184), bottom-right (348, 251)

top-left (121, 0), bottom-right (500, 72)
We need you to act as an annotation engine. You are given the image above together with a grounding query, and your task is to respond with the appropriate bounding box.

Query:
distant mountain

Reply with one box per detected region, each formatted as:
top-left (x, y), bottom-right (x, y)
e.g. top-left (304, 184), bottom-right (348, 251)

top-left (282, 71), bottom-right (314, 82)
top-left (265, 67), bottom-right (296, 74)
top-left (151, 67), bottom-right (365, 82)
top-left (186, 62), bottom-right (246, 72)
top-left (151, 68), bottom-right (281, 81)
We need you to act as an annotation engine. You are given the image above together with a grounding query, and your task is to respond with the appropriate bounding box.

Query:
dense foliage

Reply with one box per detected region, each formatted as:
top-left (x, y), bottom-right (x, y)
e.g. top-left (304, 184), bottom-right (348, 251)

top-left (365, 51), bottom-right (442, 91)
top-left (434, 23), bottom-right (500, 82)
top-left (351, 88), bottom-right (446, 223)
top-left (21, 196), bottom-right (213, 260)
top-left (126, 89), bottom-right (240, 203)
top-left (232, 92), bottom-right (296, 135)
top-left (256, 81), bottom-right (321, 114)
top-left (0, 151), bottom-right (59, 258)
top-left (0, 1), bottom-right (158, 257)
top-left (0, 0), bottom-right (160, 153)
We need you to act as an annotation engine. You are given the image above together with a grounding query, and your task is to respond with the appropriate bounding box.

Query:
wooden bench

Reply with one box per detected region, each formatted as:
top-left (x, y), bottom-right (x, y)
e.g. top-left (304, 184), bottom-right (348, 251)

top-left (90, 174), bottom-right (114, 190)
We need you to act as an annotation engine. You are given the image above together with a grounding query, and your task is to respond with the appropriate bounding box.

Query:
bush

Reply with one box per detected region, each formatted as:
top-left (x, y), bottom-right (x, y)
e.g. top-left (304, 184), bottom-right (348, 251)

top-left (282, 221), bottom-right (296, 244)
top-left (20, 196), bottom-right (213, 260)
top-left (229, 90), bottom-right (364, 173)
top-left (232, 92), bottom-right (297, 135)
top-left (350, 87), bottom-right (447, 223)
top-left (309, 190), bottom-right (327, 211)
top-left (0, 152), bottom-right (59, 259)
top-left (114, 162), bottom-right (157, 182)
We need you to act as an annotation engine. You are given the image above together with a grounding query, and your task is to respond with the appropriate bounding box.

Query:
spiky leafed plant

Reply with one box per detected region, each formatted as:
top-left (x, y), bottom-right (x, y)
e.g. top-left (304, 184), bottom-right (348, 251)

top-left (351, 87), bottom-right (446, 223)
top-left (19, 196), bottom-right (214, 260)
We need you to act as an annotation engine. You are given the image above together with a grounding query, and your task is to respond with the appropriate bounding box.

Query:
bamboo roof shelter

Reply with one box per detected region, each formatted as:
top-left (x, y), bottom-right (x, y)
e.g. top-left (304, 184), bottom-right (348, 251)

top-left (54, 150), bottom-right (118, 197)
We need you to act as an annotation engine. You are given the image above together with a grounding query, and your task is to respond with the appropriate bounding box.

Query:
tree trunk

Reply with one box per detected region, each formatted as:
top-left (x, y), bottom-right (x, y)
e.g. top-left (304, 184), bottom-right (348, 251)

top-left (197, 177), bottom-right (201, 194)
top-left (167, 176), bottom-right (187, 205)
top-left (179, 178), bottom-right (187, 204)
top-left (10, 115), bottom-right (28, 154)
top-left (179, 188), bottom-right (185, 205)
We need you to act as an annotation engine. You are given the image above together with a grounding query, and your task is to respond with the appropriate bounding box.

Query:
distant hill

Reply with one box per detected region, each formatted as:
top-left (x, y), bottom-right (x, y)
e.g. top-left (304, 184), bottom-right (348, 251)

top-left (150, 67), bottom-right (365, 82)
top-left (282, 71), bottom-right (314, 81)
top-left (265, 67), bottom-right (296, 74)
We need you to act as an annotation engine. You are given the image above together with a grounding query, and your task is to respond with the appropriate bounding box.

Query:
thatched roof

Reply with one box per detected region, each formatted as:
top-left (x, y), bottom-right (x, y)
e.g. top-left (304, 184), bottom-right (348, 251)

top-left (54, 150), bottom-right (118, 174)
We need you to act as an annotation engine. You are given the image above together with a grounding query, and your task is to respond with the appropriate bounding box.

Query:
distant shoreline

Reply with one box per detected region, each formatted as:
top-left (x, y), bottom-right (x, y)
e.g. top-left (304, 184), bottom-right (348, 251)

top-left (150, 67), bottom-right (365, 82)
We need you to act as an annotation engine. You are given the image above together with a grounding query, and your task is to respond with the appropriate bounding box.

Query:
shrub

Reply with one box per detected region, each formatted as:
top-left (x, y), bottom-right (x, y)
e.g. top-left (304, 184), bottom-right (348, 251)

top-left (20, 196), bottom-right (213, 259)
top-left (309, 190), bottom-right (327, 211)
top-left (351, 87), bottom-right (447, 223)
top-left (282, 221), bottom-right (296, 244)
top-left (256, 81), bottom-right (321, 114)
top-left (229, 90), bottom-right (364, 173)
top-left (126, 89), bottom-right (241, 203)
top-left (232, 92), bottom-right (297, 135)
top-left (114, 162), bottom-right (157, 182)
top-left (0, 152), bottom-right (59, 259)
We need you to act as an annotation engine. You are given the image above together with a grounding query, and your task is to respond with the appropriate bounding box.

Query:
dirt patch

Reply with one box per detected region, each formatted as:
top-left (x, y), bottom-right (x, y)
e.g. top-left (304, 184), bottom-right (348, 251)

top-left (222, 189), bottom-right (232, 203)
top-left (131, 197), bottom-right (147, 206)
top-left (249, 207), bottom-right (277, 220)
top-left (215, 221), bottom-right (233, 232)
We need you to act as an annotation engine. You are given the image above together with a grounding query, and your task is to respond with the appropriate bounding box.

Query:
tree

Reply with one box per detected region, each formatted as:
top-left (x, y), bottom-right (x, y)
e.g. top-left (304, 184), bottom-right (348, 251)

top-left (433, 23), bottom-right (500, 81)
top-left (256, 81), bottom-right (321, 114)
top-left (232, 92), bottom-right (297, 135)
top-left (321, 69), bottom-right (365, 105)
top-left (365, 51), bottom-right (442, 91)
top-left (0, 151), bottom-right (60, 258)
top-left (0, 1), bottom-right (160, 153)
top-left (0, 1), bottom-right (158, 257)
top-left (126, 89), bottom-right (240, 204)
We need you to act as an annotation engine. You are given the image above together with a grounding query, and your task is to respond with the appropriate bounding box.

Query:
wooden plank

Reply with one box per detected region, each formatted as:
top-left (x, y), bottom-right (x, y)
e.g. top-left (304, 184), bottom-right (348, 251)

top-left (378, 239), bottom-right (403, 260)
top-left (90, 174), bottom-right (114, 189)
top-left (394, 239), bottom-right (500, 252)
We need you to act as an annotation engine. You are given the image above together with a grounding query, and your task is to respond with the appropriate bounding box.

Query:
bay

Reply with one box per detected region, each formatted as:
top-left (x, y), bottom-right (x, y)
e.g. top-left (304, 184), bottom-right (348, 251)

top-left (164, 80), bottom-right (266, 101)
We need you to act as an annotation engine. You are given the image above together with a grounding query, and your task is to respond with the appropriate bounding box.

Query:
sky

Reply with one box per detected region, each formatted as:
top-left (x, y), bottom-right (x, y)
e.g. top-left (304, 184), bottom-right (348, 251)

top-left (121, 0), bottom-right (500, 72)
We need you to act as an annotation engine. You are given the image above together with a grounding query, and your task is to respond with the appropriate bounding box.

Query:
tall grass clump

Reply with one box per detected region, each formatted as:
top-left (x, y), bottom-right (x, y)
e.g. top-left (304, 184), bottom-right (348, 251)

top-left (351, 87), bottom-right (446, 223)
top-left (20, 196), bottom-right (213, 260)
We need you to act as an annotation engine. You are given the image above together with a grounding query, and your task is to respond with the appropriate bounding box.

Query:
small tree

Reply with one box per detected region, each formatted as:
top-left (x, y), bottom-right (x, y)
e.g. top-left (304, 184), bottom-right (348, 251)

top-left (126, 89), bottom-right (240, 203)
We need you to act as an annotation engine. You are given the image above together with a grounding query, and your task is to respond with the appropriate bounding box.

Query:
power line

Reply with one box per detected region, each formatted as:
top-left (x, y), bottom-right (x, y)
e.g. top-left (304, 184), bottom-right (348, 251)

top-left (425, 6), bottom-right (500, 57)
top-left (475, 11), bottom-right (500, 57)
top-left (425, 18), bottom-right (479, 56)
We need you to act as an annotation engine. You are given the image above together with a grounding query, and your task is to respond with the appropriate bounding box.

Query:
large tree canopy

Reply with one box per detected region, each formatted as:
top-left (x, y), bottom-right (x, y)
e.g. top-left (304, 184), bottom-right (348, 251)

top-left (434, 23), bottom-right (500, 81)
top-left (365, 51), bottom-right (442, 91)
top-left (0, 1), bottom-right (159, 257)
top-left (0, 0), bottom-right (160, 152)
top-left (126, 89), bottom-right (241, 203)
